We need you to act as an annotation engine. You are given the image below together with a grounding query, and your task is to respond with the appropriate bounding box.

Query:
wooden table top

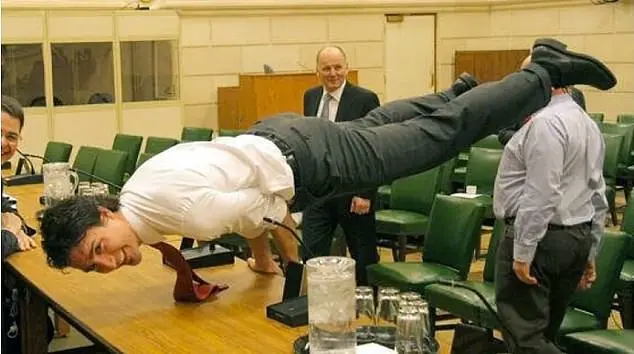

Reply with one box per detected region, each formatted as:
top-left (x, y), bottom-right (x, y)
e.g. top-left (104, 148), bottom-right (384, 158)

top-left (4, 184), bottom-right (306, 353)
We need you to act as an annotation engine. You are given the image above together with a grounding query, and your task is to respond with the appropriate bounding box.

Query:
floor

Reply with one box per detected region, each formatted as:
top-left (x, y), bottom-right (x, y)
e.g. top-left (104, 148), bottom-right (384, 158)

top-left (49, 196), bottom-right (628, 354)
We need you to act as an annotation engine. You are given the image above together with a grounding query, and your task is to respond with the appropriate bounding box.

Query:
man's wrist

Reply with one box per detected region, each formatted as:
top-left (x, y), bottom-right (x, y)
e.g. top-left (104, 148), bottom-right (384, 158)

top-left (513, 243), bottom-right (536, 264)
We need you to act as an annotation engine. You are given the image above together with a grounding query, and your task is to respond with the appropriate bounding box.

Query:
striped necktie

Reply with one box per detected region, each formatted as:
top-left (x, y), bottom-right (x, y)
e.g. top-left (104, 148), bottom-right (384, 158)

top-left (320, 93), bottom-right (333, 119)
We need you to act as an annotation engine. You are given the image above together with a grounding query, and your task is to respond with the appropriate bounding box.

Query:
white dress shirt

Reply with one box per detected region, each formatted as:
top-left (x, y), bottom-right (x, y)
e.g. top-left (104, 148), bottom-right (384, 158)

top-left (316, 81), bottom-right (346, 122)
top-left (119, 135), bottom-right (295, 244)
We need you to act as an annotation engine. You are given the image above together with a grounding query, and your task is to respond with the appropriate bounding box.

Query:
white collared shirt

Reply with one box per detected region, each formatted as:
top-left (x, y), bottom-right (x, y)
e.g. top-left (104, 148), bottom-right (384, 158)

top-left (119, 135), bottom-right (295, 244)
top-left (316, 81), bottom-right (346, 122)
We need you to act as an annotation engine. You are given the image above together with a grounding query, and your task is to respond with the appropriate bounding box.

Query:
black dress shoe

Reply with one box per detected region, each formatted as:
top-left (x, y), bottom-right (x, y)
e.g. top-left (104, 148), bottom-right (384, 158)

top-left (452, 72), bottom-right (479, 96)
top-left (531, 38), bottom-right (617, 90)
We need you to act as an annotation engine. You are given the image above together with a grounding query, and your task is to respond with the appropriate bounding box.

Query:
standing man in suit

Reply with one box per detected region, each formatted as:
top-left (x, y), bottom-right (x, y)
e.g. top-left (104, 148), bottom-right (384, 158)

top-left (302, 46), bottom-right (380, 285)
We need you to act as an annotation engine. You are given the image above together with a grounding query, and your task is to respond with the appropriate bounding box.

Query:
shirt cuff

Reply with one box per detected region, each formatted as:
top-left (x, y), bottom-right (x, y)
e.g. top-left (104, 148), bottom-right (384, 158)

top-left (513, 242), bottom-right (537, 263)
top-left (264, 196), bottom-right (288, 225)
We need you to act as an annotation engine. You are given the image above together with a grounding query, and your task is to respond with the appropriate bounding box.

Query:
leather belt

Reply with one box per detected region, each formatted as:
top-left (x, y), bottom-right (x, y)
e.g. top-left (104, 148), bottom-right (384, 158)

top-left (249, 131), bottom-right (301, 187)
top-left (504, 217), bottom-right (591, 231)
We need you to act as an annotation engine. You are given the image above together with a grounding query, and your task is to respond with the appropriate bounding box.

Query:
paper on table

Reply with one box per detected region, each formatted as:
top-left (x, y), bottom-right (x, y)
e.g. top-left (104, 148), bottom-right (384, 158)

top-left (356, 343), bottom-right (396, 354)
top-left (451, 193), bottom-right (483, 199)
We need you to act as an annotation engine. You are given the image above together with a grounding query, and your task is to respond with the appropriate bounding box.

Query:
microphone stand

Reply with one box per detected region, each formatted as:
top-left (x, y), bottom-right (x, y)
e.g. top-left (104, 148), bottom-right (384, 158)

top-left (2, 150), bottom-right (43, 186)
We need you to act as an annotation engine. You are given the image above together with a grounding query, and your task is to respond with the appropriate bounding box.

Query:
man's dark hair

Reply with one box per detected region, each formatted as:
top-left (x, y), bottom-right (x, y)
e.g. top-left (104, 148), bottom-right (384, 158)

top-left (40, 196), bottom-right (121, 269)
top-left (1, 95), bottom-right (25, 130)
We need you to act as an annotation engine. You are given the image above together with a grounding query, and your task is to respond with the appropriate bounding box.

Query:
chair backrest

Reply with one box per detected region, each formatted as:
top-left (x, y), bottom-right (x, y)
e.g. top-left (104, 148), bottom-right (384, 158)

top-left (145, 137), bottom-right (179, 154)
top-left (620, 193), bottom-right (634, 259)
top-left (601, 122), bottom-right (634, 166)
top-left (569, 231), bottom-right (631, 323)
top-left (423, 195), bottom-right (485, 279)
top-left (465, 147), bottom-right (504, 195)
top-left (93, 149), bottom-right (128, 193)
top-left (181, 127), bottom-right (213, 142)
top-left (439, 158), bottom-right (458, 195)
top-left (589, 113), bottom-right (605, 123)
top-left (483, 219), bottom-right (506, 282)
top-left (43, 141), bottom-right (73, 163)
top-left (218, 129), bottom-right (245, 137)
top-left (390, 165), bottom-right (444, 215)
top-left (617, 114), bottom-right (634, 125)
top-left (602, 133), bottom-right (623, 184)
top-left (473, 134), bottom-right (504, 150)
top-left (136, 152), bottom-right (155, 169)
top-left (72, 146), bottom-right (102, 182)
top-left (112, 134), bottom-right (143, 175)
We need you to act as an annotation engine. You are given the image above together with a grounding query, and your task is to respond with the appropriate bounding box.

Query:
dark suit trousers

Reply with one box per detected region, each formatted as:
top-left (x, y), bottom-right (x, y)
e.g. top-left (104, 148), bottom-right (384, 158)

top-left (495, 224), bottom-right (593, 354)
top-left (248, 64), bottom-right (552, 211)
top-left (301, 194), bottom-right (379, 285)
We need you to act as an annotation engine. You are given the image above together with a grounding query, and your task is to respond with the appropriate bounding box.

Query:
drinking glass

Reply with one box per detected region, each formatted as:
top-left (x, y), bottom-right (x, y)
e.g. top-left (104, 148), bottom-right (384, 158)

top-left (395, 305), bottom-right (425, 354)
top-left (306, 256), bottom-right (356, 354)
top-left (375, 287), bottom-right (400, 348)
top-left (355, 286), bottom-right (376, 343)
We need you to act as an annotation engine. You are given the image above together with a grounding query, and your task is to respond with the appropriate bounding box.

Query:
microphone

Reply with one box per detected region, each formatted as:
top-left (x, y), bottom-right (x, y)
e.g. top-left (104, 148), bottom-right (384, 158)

top-left (16, 149), bottom-right (36, 175)
top-left (3, 150), bottom-right (42, 186)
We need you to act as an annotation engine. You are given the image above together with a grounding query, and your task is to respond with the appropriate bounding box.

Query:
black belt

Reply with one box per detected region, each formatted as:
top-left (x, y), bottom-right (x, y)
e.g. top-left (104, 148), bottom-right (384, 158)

top-left (249, 131), bottom-right (301, 187)
top-left (504, 217), bottom-right (591, 231)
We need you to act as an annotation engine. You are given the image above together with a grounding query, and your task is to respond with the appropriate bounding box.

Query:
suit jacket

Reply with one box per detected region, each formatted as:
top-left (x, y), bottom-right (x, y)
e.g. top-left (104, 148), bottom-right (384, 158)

top-left (303, 82), bottom-right (380, 200)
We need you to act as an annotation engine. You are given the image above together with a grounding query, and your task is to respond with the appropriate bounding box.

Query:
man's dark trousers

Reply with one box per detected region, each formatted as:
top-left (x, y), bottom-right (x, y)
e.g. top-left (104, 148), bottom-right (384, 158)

top-left (301, 82), bottom-right (380, 285)
top-left (247, 63), bottom-right (553, 212)
top-left (495, 223), bottom-right (593, 353)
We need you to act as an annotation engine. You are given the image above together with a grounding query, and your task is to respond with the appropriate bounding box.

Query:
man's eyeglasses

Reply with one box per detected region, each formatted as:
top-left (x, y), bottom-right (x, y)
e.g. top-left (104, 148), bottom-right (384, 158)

top-left (1, 131), bottom-right (21, 144)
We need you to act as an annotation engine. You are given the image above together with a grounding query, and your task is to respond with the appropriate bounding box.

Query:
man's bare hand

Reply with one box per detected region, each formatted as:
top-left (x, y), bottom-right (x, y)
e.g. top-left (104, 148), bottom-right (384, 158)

top-left (349, 197), bottom-right (371, 215)
top-left (513, 260), bottom-right (538, 285)
top-left (577, 260), bottom-right (596, 290)
top-left (2, 212), bottom-right (36, 251)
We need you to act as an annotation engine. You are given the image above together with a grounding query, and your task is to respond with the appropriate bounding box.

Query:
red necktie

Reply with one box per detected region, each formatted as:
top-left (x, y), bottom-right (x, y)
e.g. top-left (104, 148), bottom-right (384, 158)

top-left (150, 242), bottom-right (229, 302)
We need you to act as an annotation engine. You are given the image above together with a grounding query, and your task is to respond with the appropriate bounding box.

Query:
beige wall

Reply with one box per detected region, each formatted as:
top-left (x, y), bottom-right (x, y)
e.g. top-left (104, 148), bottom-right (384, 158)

top-left (180, 14), bottom-right (386, 129)
top-left (436, 1), bottom-right (634, 121)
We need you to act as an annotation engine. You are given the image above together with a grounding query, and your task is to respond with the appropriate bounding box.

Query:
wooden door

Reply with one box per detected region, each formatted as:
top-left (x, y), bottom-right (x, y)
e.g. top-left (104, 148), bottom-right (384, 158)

top-left (454, 50), bottom-right (529, 83)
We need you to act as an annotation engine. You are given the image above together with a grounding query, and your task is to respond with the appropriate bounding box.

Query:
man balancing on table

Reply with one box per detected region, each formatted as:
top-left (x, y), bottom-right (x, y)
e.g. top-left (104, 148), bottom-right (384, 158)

top-left (40, 38), bottom-right (616, 283)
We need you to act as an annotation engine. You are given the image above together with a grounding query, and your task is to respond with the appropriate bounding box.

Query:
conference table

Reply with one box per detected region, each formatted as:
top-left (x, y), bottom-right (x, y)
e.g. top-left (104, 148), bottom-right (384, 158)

top-left (4, 184), bottom-right (306, 353)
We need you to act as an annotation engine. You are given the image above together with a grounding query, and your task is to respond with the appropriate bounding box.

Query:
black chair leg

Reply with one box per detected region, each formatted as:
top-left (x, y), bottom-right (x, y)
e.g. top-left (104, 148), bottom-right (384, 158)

top-left (429, 306), bottom-right (437, 337)
top-left (611, 205), bottom-right (619, 226)
top-left (398, 235), bottom-right (407, 262)
top-left (618, 285), bottom-right (634, 329)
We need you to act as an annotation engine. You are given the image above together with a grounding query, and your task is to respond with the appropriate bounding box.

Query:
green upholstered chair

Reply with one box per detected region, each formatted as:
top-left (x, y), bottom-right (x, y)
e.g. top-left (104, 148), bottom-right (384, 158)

top-left (601, 123), bottom-right (634, 201)
top-left (72, 146), bottom-right (102, 182)
top-left (93, 149), bottom-right (128, 193)
top-left (452, 134), bottom-right (504, 187)
top-left (426, 218), bottom-right (506, 334)
top-left (43, 141), bottom-right (73, 164)
top-left (136, 152), bottom-right (155, 169)
top-left (603, 133), bottom-right (624, 225)
top-left (473, 134), bottom-right (504, 150)
top-left (218, 129), bottom-right (245, 137)
top-left (377, 185), bottom-right (391, 209)
top-left (617, 114), bottom-right (634, 125)
top-left (617, 195), bottom-right (634, 329)
top-left (464, 147), bottom-right (504, 257)
top-left (375, 165), bottom-right (445, 261)
top-left (181, 126), bottom-right (213, 142)
top-left (112, 134), bottom-right (143, 176)
top-left (563, 330), bottom-right (634, 354)
top-left (144, 136), bottom-right (179, 154)
top-left (589, 112), bottom-right (605, 126)
top-left (367, 194), bottom-right (485, 294)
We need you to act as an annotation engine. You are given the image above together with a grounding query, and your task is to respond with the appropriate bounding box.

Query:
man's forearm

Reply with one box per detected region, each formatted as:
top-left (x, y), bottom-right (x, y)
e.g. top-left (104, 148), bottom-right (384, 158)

top-left (269, 212), bottom-right (300, 263)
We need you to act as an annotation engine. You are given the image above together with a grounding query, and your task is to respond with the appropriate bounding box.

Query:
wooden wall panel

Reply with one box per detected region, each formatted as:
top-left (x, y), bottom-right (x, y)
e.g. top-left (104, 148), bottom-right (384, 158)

top-left (454, 50), bottom-right (529, 83)
top-left (217, 71), bottom-right (358, 130)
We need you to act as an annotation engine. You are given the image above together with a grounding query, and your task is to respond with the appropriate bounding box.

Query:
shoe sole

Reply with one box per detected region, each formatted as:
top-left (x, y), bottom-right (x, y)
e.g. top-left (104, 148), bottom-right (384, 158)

top-left (533, 39), bottom-right (616, 90)
top-left (458, 72), bottom-right (479, 89)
